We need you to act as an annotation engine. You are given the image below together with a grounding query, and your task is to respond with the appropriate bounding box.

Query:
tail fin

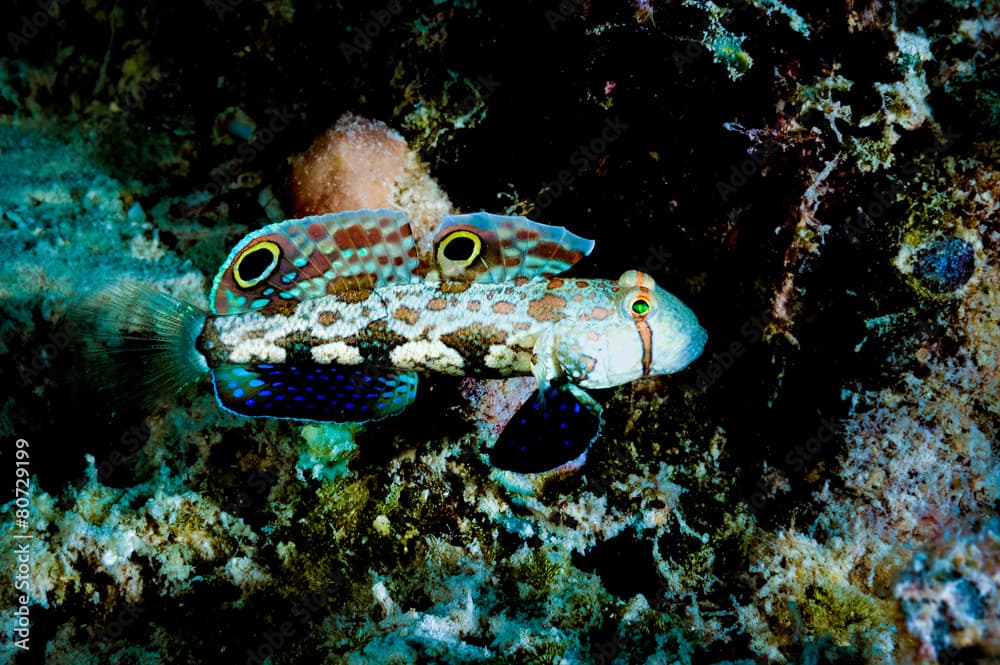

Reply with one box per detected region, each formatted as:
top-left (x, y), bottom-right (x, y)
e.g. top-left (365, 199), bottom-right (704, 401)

top-left (77, 281), bottom-right (209, 408)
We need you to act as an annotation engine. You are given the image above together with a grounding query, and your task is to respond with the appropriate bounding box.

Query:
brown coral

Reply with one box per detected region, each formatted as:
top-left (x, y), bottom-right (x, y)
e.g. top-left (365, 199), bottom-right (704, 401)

top-left (288, 112), bottom-right (451, 258)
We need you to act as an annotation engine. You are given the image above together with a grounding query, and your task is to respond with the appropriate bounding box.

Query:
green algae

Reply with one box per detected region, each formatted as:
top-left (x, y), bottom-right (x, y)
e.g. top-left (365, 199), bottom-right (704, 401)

top-left (797, 583), bottom-right (889, 646)
top-left (297, 423), bottom-right (359, 483)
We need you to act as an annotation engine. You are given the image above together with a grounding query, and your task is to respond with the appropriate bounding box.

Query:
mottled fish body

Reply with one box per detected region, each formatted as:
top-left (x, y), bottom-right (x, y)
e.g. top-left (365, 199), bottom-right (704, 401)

top-left (203, 275), bottom-right (703, 387)
top-left (92, 209), bottom-right (706, 473)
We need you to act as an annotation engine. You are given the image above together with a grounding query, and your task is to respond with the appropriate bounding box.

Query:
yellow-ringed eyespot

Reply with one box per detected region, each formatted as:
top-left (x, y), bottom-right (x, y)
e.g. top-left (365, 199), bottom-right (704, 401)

top-left (437, 230), bottom-right (482, 269)
top-left (629, 294), bottom-right (652, 319)
top-left (234, 240), bottom-right (281, 289)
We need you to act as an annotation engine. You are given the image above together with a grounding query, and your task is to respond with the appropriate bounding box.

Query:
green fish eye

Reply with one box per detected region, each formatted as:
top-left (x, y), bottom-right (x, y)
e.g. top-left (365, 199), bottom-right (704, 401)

top-left (631, 298), bottom-right (651, 317)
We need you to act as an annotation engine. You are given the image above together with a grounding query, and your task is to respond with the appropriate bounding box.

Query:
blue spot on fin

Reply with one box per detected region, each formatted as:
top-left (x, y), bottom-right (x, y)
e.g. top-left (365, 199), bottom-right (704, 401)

top-left (488, 384), bottom-right (602, 473)
top-left (212, 363), bottom-right (418, 423)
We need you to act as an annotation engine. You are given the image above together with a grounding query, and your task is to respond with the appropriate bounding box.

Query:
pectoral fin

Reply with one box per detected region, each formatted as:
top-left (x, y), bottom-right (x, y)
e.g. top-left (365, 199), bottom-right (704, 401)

top-left (488, 384), bottom-right (603, 473)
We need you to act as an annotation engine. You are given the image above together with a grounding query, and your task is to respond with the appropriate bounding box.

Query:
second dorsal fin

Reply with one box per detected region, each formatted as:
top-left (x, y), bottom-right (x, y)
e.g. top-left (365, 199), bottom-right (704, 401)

top-left (427, 213), bottom-right (594, 283)
top-left (210, 209), bottom-right (421, 315)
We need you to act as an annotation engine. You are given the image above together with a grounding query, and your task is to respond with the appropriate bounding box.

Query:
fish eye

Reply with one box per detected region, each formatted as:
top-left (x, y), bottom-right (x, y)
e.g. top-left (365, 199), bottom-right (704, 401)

top-left (234, 240), bottom-right (281, 289)
top-left (629, 294), bottom-right (652, 318)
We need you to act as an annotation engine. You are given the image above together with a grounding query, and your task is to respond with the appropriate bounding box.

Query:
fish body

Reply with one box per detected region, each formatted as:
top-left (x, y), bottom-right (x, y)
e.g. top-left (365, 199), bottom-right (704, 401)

top-left (202, 273), bottom-right (704, 389)
top-left (94, 209), bottom-right (706, 473)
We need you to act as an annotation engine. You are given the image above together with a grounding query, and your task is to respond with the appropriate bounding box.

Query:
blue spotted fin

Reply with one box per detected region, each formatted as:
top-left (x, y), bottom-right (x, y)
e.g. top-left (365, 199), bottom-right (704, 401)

top-left (487, 384), bottom-right (603, 473)
top-left (427, 213), bottom-right (595, 283)
top-left (212, 363), bottom-right (418, 423)
top-left (210, 209), bottom-right (420, 315)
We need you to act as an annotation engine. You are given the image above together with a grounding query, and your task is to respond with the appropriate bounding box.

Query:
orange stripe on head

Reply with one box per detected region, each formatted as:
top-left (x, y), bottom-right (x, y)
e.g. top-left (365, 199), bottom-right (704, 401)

top-left (635, 318), bottom-right (653, 376)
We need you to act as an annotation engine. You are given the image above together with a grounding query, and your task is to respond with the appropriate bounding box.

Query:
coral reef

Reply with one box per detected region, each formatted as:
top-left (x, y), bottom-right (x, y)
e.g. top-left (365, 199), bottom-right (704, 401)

top-left (288, 112), bottom-right (451, 254)
top-left (1, 1), bottom-right (999, 663)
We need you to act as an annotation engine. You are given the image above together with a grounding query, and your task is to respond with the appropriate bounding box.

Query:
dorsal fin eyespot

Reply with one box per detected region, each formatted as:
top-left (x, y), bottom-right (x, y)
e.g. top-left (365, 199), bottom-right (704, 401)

top-left (210, 209), bottom-right (594, 315)
top-left (428, 213), bottom-right (595, 284)
top-left (210, 209), bottom-right (420, 315)
top-left (233, 241), bottom-right (281, 288)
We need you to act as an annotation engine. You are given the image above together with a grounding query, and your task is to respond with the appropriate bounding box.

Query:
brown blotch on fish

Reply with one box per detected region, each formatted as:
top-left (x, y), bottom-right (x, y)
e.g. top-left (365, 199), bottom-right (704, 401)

top-left (393, 305), bottom-right (420, 325)
top-left (332, 225), bottom-right (369, 250)
top-left (531, 242), bottom-right (586, 266)
top-left (328, 274), bottom-right (376, 301)
top-left (492, 301), bottom-right (515, 315)
top-left (440, 324), bottom-right (508, 355)
top-left (276, 332), bottom-right (331, 361)
top-left (572, 293), bottom-right (584, 302)
top-left (528, 294), bottom-right (567, 322)
top-left (347, 321), bottom-right (407, 363)
top-left (264, 299), bottom-right (300, 317)
top-left (547, 277), bottom-right (565, 289)
top-left (466, 301), bottom-right (481, 312)
top-left (512, 276), bottom-right (530, 287)
top-left (590, 306), bottom-right (611, 320)
top-left (317, 311), bottom-right (340, 326)
top-left (427, 297), bottom-right (447, 311)
top-left (439, 282), bottom-right (471, 294)
top-left (576, 280), bottom-right (589, 288)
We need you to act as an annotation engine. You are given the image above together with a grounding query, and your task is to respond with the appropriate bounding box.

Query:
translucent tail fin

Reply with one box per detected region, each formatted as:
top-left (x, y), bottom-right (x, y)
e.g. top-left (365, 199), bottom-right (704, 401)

top-left (77, 282), bottom-right (209, 408)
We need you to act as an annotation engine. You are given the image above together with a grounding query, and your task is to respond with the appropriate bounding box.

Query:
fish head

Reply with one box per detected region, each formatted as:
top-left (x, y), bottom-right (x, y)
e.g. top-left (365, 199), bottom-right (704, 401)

top-left (555, 270), bottom-right (706, 389)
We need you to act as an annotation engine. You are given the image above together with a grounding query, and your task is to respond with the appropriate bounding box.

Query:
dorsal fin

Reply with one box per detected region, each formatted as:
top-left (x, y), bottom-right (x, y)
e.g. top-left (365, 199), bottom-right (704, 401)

top-left (210, 209), bottom-right (420, 315)
top-left (426, 213), bottom-right (594, 283)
